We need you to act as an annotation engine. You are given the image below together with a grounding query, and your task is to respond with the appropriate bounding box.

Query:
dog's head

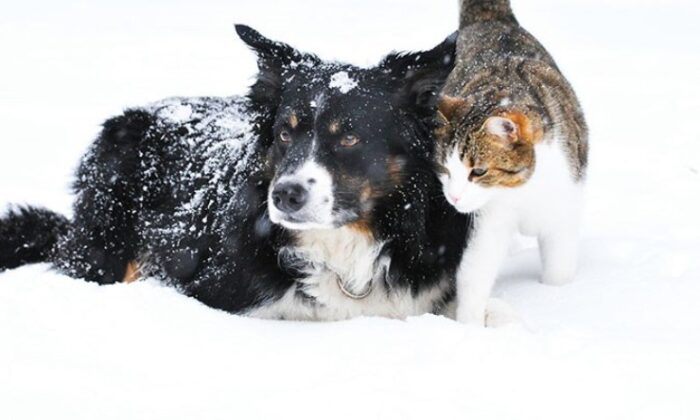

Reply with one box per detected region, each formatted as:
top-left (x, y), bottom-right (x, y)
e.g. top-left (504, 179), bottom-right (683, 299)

top-left (236, 25), bottom-right (456, 231)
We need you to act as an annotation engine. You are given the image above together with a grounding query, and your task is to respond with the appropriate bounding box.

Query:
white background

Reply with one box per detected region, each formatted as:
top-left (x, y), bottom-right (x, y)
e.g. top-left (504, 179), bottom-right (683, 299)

top-left (1, 1), bottom-right (699, 419)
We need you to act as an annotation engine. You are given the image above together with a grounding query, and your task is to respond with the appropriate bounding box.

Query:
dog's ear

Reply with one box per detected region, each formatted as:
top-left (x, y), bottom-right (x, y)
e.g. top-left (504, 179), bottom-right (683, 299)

top-left (235, 24), bottom-right (319, 106)
top-left (380, 32), bottom-right (457, 117)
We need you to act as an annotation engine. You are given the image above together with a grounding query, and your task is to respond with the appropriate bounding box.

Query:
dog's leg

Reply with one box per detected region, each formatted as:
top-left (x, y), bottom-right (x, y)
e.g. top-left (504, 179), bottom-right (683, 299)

top-left (53, 111), bottom-right (152, 284)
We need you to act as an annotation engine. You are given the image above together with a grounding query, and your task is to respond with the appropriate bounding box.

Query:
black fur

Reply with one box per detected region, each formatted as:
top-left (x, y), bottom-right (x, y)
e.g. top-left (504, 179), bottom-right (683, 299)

top-left (0, 206), bottom-right (69, 270)
top-left (0, 26), bottom-right (471, 318)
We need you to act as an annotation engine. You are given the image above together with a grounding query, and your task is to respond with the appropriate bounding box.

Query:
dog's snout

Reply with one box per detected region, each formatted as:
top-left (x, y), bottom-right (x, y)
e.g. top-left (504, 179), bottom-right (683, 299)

top-left (272, 182), bottom-right (309, 213)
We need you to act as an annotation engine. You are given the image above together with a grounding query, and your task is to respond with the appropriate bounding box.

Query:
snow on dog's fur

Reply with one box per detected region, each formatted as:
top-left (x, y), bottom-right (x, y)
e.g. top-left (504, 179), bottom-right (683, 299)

top-left (0, 25), bottom-right (470, 320)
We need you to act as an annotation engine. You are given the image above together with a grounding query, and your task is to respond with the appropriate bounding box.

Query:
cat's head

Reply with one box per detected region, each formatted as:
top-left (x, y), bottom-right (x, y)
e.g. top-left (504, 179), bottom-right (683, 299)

top-left (435, 96), bottom-right (542, 213)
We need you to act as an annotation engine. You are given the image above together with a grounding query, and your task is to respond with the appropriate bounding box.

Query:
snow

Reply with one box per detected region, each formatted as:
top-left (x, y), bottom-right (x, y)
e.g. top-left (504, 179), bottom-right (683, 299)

top-left (329, 71), bottom-right (358, 94)
top-left (157, 102), bottom-right (194, 124)
top-left (1, 0), bottom-right (699, 419)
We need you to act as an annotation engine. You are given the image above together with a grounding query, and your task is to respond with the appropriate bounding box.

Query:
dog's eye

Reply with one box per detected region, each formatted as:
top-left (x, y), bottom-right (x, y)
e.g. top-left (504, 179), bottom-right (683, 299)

top-left (471, 168), bottom-right (488, 177)
top-left (340, 134), bottom-right (359, 148)
top-left (279, 130), bottom-right (292, 143)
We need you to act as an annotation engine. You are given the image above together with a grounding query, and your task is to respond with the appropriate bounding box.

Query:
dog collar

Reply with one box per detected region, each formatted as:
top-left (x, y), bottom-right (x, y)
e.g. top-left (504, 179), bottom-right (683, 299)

top-left (336, 276), bottom-right (373, 300)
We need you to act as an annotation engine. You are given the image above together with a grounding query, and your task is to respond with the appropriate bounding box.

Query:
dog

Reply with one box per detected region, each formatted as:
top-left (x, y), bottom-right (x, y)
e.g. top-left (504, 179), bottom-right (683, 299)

top-left (0, 25), bottom-right (471, 321)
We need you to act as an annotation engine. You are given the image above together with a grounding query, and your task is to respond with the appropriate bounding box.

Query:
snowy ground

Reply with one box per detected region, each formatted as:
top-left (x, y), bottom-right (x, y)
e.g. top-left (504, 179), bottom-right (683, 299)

top-left (1, 1), bottom-right (699, 419)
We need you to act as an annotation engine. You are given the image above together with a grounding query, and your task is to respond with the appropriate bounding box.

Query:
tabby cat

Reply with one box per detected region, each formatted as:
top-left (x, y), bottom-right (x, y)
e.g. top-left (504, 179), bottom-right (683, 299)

top-left (436, 0), bottom-right (588, 325)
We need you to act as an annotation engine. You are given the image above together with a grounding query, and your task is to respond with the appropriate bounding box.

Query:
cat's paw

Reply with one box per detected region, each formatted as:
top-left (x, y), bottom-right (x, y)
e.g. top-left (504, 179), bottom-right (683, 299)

top-left (456, 299), bottom-right (523, 328)
top-left (485, 298), bottom-right (523, 328)
top-left (455, 305), bottom-right (487, 326)
top-left (540, 269), bottom-right (575, 286)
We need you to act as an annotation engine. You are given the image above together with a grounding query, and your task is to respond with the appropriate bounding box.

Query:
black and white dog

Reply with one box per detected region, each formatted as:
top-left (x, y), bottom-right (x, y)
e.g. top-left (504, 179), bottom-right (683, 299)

top-left (0, 26), bottom-right (471, 320)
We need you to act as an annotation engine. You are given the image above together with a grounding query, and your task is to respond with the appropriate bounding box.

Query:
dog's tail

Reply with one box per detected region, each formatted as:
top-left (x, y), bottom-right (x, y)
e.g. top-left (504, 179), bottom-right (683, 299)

top-left (0, 206), bottom-right (69, 271)
top-left (460, 0), bottom-right (517, 28)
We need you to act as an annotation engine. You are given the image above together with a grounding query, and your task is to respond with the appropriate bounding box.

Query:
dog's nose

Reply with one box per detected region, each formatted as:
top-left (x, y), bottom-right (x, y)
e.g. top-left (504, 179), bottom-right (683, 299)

top-left (272, 182), bottom-right (309, 213)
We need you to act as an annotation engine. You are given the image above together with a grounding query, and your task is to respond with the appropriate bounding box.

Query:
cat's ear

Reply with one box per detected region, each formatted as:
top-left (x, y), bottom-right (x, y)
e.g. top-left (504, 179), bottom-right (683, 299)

top-left (437, 95), bottom-right (467, 123)
top-left (485, 112), bottom-right (541, 145)
top-left (485, 116), bottom-right (519, 143)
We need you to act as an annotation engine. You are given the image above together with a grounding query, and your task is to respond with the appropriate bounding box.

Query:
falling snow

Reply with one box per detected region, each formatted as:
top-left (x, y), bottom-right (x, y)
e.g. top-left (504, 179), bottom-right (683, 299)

top-left (1, 1), bottom-right (699, 419)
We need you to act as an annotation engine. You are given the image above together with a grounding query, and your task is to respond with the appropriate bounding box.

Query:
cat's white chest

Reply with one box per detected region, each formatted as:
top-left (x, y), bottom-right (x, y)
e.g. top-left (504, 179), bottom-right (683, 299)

top-left (456, 139), bottom-right (585, 325)
top-left (493, 139), bottom-right (583, 237)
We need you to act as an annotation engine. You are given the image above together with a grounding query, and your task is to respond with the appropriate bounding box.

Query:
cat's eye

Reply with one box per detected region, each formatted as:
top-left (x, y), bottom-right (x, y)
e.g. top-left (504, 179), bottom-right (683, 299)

top-left (471, 168), bottom-right (488, 177)
top-left (340, 134), bottom-right (360, 148)
top-left (279, 130), bottom-right (292, 143)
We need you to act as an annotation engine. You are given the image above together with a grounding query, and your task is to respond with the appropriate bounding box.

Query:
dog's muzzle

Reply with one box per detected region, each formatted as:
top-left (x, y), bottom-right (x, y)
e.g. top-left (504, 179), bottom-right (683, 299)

top-left (271, 182), bottom-right (309, 214)
top-left (267, 160), bottom-right (335, 230)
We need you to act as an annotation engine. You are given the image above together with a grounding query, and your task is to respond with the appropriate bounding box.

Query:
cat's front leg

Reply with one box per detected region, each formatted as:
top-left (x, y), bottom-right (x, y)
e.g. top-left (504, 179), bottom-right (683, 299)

top-left (456, 210), bottom-right (513, 326)
top-left (538, 204), bottom-right (581, 286)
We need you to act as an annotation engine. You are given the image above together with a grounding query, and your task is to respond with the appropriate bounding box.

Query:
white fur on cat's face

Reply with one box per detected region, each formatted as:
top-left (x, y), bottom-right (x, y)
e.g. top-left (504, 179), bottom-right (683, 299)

top-left (440, 147), bottom-right (499, 214)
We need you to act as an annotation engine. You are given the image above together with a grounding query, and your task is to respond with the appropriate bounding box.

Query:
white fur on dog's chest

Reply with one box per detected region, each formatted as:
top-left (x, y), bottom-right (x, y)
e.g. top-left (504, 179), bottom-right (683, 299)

top-left (246, 226), bottom-right (450, 321)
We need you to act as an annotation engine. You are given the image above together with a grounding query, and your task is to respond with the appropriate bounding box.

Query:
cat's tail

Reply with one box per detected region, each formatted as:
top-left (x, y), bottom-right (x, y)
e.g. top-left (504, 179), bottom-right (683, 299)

top-left (460, 0), bottom-right (517, 28)
top-left (0, 205), bottom-right (70, 271)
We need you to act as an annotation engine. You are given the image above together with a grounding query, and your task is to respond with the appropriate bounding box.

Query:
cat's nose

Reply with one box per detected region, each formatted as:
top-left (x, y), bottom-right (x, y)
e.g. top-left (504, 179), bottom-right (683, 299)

top-left (449, 193), bottom-right (462, 203)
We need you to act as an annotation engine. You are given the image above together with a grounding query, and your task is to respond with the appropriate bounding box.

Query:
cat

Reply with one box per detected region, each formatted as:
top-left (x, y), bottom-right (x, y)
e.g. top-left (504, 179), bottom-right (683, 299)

top-left (435, 0), bottom-right (588, 325)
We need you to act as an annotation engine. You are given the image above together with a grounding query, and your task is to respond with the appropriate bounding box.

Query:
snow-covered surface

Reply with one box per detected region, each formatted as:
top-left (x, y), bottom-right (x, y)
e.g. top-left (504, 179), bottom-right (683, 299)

top-left (1, 1), bottom-right (699, 419)
top-left (329, 71), bottom-right (358, 93)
